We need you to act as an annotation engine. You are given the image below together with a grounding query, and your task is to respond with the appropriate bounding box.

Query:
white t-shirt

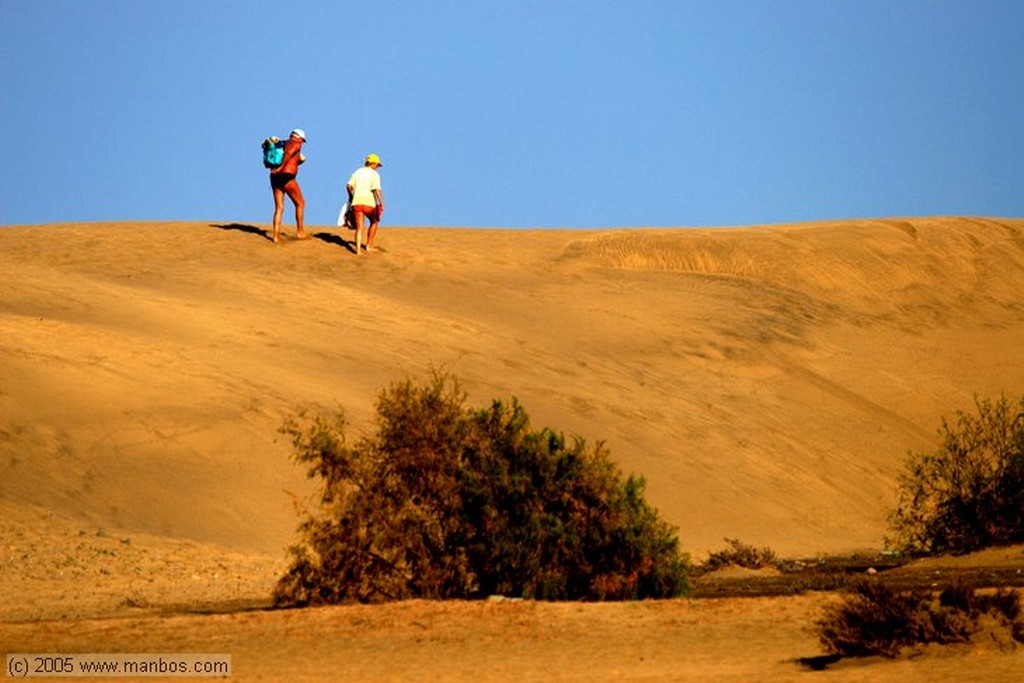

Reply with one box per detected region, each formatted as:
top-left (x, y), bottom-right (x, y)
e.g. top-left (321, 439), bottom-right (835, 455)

top-left (347, 166), bottom-right (381, 207)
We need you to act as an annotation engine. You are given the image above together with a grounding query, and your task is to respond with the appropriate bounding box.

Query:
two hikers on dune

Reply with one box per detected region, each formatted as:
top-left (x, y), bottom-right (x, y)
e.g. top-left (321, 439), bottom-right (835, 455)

top-left (268, 129), bottom-right (385, 254)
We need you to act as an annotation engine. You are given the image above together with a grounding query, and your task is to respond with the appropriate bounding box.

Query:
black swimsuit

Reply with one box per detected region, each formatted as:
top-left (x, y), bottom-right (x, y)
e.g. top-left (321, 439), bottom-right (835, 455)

top-left (270, 172), bottom-right (296, 190)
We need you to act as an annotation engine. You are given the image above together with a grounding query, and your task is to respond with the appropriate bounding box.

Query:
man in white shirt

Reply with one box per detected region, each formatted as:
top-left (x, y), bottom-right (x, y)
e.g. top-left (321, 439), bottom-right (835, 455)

top-left (346, 154), bottom-right (384, 254)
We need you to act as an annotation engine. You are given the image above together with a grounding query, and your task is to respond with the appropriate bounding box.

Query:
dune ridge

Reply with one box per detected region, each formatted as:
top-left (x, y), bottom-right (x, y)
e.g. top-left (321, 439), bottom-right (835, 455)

top-left (1, 217), bottom-right (1022, 561)
top-left (562, 218), bottom-right (1022, 316)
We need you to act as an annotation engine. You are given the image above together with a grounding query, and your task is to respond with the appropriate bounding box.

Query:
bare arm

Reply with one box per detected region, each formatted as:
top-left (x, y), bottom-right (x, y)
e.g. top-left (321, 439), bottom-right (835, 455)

top-left (273, 139), bottom-right (303, 173)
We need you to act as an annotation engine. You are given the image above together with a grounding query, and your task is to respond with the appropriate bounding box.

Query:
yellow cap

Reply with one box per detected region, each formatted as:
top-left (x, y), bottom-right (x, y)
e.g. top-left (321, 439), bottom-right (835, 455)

top-left (365, 154), bottom-right (383, 166)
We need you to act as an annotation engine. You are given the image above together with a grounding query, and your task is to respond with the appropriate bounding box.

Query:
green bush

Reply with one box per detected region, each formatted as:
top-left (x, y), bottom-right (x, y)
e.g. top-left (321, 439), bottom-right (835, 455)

top-left (273, 372), bottom-right (691, 606)
top-left (889, 394), bottom-right (1024, 555)
top-left (817, 580), bottom-right (1023, 658)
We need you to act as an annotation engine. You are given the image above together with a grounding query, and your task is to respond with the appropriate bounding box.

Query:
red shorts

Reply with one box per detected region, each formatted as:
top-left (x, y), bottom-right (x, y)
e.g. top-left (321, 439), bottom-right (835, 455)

top-left (352, 205), bottom-right (380, 222)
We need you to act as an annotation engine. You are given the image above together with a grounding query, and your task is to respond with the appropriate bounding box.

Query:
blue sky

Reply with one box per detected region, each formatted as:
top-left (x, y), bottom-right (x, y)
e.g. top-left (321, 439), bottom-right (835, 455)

top-left (1, 0), bottom-right (1021, 228)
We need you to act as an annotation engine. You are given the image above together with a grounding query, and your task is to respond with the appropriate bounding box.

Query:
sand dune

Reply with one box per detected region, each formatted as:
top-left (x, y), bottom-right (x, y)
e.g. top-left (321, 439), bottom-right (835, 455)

top-left (3, 216), bottom-right (1024, 680)
top-left (2, 217), bottom-right (1022, 559)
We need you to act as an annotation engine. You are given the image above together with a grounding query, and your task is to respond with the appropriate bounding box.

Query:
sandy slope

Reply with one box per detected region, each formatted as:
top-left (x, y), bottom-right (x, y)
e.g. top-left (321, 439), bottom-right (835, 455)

top-left (2, 216), bottom-right (1023, 680)
top-left (2, 217), bottom-right (1022, 558)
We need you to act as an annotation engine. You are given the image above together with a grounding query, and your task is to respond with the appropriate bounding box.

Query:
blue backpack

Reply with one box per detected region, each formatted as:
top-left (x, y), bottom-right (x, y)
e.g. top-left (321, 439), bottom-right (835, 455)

top-left (262, 136), bottom-right (285, 168)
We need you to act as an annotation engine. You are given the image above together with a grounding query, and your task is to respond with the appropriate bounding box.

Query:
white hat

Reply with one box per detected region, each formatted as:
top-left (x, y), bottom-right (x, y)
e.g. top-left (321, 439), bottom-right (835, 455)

top-left (291, 129), bottom-right (307, 141)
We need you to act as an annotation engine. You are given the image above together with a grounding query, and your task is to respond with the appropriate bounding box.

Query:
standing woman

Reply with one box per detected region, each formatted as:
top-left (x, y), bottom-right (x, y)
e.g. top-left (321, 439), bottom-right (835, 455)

top-left (346, 154), bottom-right (384, 253)
top-left (270, 129), bottom-right (308, 244)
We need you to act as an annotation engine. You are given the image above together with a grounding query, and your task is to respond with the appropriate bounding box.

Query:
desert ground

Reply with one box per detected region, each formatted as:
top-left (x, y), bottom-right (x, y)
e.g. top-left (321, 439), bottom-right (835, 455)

top-left (2, 217), bottom-right (1023, 680)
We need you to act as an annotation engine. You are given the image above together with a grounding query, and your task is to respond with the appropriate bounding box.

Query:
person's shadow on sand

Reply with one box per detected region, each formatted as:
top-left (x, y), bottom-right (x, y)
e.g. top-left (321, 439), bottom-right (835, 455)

top-left (312, 231), bottom-right (358, 254)
top-left (210, 223), bottom-right (273, 242)
top-left (210, 223), bottom-right (360, 253)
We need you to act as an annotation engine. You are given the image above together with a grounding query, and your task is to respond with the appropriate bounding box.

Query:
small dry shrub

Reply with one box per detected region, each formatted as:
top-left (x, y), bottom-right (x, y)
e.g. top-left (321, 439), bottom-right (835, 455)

top-left (700, 538), bottom-right (778, 572)
top-left (817, 579), bottom-right (1024, 658)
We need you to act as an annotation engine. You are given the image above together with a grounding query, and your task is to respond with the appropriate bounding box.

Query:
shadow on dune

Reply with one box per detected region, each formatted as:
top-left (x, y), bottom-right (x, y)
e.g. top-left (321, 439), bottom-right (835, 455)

top-left (210, 223), bottom-right (358, 253)
top-left (210, 223), bottom-right (272, 242)
top-left (794, 654), bottom-right (843, 672)
top-left (313, 230), bottom-right (357, 254)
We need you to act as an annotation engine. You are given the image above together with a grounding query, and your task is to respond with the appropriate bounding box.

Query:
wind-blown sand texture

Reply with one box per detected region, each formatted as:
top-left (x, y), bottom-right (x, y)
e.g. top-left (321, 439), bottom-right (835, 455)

top-left (2, 217), bottom-right (1023, 680)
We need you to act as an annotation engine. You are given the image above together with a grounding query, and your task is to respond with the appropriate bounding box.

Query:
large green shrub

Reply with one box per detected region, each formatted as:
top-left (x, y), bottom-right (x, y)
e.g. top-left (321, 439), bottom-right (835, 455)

top-left (889, 394), bottom-right (1024, 555)
top-left (273, 372), bottom-right (690, 606)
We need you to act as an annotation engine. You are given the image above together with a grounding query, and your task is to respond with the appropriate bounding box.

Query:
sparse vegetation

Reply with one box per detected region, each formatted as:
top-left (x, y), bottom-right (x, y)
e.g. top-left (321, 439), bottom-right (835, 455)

top-left (699, 538), bottom-right (778, 573)
top-left (890, 394), bottom-right (1024, 556)
top-left (817, 580), bottom-right (1024, 658)
top-left (273, 371), bottom-right (690, 606)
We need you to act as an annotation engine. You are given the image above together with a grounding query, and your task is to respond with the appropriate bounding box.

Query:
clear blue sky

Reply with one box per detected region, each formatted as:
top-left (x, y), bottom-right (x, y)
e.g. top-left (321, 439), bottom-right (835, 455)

top-left (1, 0), bottom-right (1021, 228)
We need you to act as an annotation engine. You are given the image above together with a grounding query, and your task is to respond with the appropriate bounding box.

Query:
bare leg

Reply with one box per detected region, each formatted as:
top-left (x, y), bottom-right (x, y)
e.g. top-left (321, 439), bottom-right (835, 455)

top-left (272, 187), bottom-right (285, 243)
top-left (353, 211), bottom-right (365, 254)
top-left (285, 181), bottom-right (307, 239)
top-left (366, 218), bottom-right (379, 251)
